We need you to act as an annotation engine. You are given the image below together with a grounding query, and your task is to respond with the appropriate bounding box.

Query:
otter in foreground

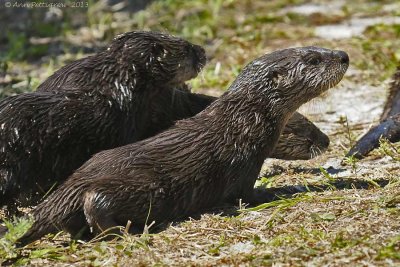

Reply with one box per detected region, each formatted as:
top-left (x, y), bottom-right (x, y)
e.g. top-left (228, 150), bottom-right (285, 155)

top-left (16, 46), bottom-right (349, 246)
top-left (345, 67), bottom-right (400, 159)
top-left (0, 31), bottom-right (206, 212)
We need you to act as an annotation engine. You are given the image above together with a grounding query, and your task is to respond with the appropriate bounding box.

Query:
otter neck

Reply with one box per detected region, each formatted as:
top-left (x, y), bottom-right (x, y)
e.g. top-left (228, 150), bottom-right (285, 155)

top-left (89, 52), bottom-right (142, 111)
top-left (199, 88), bottom-right (293, 161)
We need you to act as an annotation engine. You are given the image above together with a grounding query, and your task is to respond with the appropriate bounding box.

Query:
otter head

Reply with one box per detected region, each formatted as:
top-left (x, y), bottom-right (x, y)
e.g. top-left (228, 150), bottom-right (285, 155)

top-left (108, 31), bottom-right (206, 88)
top-left (229, 46), bottom-right (349, 115)
top-left (273, 112), bottom-right (330, 160)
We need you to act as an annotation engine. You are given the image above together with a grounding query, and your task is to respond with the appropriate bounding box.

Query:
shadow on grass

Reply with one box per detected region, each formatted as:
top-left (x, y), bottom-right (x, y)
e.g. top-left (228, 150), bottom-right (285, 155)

top-left (168, 176), bottom-right (391, 225)
top-left (0, 176), bottom-right (391, 266)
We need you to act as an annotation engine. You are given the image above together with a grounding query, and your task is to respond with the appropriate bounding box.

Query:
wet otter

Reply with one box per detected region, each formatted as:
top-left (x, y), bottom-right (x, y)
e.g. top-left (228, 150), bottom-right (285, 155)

top-left (345, 67), bottom-right (400, 159)
top-left (35, 29), bottom-right (329, 161)
top-left (0, 31), bottom-right (206, 212)
top-left (16, 46), bottom-right (349, 246)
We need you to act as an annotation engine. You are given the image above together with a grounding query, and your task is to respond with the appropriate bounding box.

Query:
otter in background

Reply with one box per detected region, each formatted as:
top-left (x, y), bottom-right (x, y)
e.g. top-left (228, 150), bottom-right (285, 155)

top-left (0, 31), bottom-right (206, 214)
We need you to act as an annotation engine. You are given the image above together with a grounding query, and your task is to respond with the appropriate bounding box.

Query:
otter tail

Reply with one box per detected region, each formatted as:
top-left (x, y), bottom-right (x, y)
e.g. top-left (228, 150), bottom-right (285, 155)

top-left (15, 181), bottom-right (86, 247)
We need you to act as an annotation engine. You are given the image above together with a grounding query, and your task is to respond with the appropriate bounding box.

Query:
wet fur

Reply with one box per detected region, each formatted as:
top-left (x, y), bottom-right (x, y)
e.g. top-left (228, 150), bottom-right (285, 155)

top-left (17, 46), bottom-right (349, 246)
top-left (153, 91), bottom-right (330, 160)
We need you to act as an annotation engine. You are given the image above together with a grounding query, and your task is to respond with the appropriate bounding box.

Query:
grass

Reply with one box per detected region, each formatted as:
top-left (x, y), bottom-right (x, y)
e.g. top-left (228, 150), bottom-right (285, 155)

top-left (1, 0), bottom-right (400, 265)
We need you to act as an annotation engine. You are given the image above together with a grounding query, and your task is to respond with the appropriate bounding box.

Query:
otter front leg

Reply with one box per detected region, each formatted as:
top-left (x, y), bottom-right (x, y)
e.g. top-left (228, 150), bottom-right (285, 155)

top-left (0, 168), bottom-right (20, 217)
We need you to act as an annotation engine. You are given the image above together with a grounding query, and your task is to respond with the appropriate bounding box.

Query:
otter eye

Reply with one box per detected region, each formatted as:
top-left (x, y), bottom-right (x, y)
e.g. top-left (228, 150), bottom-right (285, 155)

top-left (308, 57), bottom-right (321, 65)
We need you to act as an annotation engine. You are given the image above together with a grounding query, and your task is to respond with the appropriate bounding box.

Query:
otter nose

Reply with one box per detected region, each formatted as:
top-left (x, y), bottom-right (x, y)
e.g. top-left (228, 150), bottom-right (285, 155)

top-left (336, 50), bottom-right (349, 65)
top-left (320, 134), bottom-right (330, 148)
top-left (193, 45), bottom-right (207, 66)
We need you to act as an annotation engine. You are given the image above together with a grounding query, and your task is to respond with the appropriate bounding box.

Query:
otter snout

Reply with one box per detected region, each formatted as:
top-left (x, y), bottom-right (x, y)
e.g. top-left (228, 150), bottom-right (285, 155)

top-left (192, 44), bottom-right (207, 69)
top-left (319, 134), bottom-right (330, 148)
top-left (336, 50), bottom-right (349, 65)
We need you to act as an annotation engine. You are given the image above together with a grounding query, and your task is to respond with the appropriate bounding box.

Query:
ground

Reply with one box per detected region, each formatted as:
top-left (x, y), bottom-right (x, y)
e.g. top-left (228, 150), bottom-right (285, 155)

top-left (0, 0), bottom-right (400, 266)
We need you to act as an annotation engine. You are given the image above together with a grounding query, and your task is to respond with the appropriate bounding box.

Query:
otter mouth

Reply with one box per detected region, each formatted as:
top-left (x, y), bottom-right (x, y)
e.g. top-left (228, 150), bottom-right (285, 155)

top-left (321, 70), bottom-right (347, 93)
top-left (190, 44), bottom-right (207, 81)
top-left (168, 45), bottom-right (206, 87)
top-left (309, 143), bottom-right (328, 159)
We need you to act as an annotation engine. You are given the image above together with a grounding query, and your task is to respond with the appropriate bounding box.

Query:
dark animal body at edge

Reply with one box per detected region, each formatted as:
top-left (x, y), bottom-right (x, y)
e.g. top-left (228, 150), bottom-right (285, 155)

top-left (345, 67), bottom-right (400, 160)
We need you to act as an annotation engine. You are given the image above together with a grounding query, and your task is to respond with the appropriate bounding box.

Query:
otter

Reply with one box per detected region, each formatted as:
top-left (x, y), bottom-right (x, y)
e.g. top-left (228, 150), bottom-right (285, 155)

top-left (35, 29), bottom-right (329, 161)
top-left (0, 31), bottom-right (206, 213)
top-left (345, 67), bottom-right (400, 159)
top-left (16, 46), bottom-right (349, 246)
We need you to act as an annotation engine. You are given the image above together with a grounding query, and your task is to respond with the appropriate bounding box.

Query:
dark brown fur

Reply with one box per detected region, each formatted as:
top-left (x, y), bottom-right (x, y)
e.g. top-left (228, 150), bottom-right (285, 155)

top-left (346, 67), bottom-right (400, 159)
top-left (0, 30), bottom-right (328, 216)
top-left (273, 112), bottom-right (329, 160)
top-left (17, 46), bottom-right (349, 246)
top-left (37, 32), bottom-right (329, 162)
top-left (0, 31), bottom-right (206, 212)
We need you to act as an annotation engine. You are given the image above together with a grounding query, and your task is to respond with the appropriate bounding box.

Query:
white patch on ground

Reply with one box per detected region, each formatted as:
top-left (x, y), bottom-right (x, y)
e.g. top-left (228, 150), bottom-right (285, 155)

top-left (242, 211), bottom-right (263, 220)
top-left (323, 156), bottom-right (399, 179)
top-left (315, 16), bottom-right (400, 40)
top-left (227, 241), bottom-right (255, 254)
top-left (281, 1), bottom-right (345, 15)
